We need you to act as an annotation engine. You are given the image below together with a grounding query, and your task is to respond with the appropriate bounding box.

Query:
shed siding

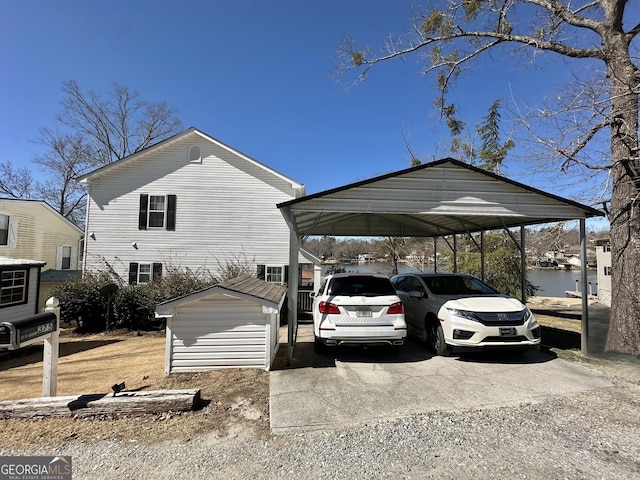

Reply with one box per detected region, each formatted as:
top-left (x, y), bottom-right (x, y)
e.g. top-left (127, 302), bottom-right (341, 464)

top-left (170, 296), bottom-right (267, 371)
top-left (84, 135), bottom-right (299, 281)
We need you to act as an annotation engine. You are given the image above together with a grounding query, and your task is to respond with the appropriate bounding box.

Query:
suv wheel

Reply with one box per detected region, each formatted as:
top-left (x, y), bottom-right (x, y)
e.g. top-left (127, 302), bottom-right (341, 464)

top-left (314, 336), bottom-right (326, 354)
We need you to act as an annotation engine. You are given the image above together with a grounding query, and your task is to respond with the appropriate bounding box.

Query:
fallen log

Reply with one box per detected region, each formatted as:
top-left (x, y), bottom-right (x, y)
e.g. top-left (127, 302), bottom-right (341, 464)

top-left (0, 389), bottom-right (202, 419)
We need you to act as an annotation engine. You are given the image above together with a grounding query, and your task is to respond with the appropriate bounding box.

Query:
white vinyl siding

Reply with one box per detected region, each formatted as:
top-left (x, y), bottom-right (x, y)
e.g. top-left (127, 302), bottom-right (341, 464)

top-left (169, 296), bottom-right (268, 371)
top-left (83, 133), bottom-right (305, 281)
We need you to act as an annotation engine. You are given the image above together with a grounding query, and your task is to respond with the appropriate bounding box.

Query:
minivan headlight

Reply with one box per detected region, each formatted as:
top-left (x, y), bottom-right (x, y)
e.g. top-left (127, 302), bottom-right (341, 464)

top-left (446, 308), bottom-right (478, 321)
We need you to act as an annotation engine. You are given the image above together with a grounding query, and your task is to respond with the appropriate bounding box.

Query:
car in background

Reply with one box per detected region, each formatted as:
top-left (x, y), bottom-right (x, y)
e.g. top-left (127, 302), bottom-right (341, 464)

top-left (311, 273), bottom-right (407, 353)
top-left (390, 273), bottom-right (541, 355)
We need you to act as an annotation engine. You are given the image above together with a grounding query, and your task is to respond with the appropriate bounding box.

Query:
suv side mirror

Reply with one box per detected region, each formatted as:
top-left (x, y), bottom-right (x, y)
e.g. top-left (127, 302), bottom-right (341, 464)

top-left (309, 292), bottom-right (316, 298)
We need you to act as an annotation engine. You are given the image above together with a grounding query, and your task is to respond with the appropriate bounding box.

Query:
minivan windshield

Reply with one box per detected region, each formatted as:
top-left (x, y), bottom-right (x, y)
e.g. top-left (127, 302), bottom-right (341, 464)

top-left (420, 275), bottom-right (498, 296)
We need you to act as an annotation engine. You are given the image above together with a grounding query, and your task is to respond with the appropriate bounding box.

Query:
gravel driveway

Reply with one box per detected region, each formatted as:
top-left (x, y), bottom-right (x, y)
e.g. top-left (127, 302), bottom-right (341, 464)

top-left (3, 350), bottom-right (639, 480)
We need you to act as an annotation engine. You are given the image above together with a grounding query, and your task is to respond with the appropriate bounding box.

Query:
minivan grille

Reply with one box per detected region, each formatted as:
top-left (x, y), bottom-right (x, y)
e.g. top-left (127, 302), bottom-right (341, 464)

top-left (473, 311), bottom-right (526, 326)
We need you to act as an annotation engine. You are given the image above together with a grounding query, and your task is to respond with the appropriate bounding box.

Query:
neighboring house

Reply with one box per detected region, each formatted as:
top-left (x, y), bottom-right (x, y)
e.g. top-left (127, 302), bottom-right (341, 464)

top-left (0, 198), bottom-right (83, 271)
top-left (78, 127), bottom-right (315, 287)
top-left (0, 199), bottom-right (84, 308)
top-left (595, 239), bottom-right (611, 306)
top-left (0, 257), bottom-right (45, 321)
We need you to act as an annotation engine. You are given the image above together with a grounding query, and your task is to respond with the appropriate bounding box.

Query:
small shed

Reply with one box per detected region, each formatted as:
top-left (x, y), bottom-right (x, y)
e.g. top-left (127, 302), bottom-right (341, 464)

top-left (156, 276), bottom-right (287, 373)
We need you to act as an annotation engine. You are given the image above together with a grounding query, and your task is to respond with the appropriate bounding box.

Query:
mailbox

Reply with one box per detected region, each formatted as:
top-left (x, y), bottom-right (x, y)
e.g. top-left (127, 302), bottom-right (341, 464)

top-left (0, 312), bottom-right (57, 350)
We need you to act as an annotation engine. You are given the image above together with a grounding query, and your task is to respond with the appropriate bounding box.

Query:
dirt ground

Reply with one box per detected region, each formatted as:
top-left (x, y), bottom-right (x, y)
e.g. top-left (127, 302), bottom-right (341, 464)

top-left (0, 330), bottom-right (270, 450)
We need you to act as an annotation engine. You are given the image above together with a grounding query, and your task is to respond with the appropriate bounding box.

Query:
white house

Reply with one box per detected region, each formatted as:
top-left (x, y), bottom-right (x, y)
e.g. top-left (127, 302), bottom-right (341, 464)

top-left (78, 127), bottom-right (316, 287)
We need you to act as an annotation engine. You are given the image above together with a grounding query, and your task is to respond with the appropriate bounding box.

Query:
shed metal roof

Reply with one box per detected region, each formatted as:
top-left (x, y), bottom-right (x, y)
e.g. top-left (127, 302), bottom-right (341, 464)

top-left (277, 159), bottom-right (604, 237)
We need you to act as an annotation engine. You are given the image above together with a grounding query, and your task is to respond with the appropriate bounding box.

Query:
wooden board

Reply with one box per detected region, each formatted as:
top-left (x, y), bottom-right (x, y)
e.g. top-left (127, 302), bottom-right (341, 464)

top-left (0, 389), bottom-right (201, 419)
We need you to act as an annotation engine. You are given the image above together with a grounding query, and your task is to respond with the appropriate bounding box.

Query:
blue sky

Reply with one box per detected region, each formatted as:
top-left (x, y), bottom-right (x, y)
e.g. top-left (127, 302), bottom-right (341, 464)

top-left (0, 0), bottom-right (610, 226)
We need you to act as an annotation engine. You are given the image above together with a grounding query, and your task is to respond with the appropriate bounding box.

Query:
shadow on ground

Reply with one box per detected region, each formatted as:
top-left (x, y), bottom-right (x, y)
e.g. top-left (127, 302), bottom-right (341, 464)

top-left (0, 339), bottom-right (123, 371)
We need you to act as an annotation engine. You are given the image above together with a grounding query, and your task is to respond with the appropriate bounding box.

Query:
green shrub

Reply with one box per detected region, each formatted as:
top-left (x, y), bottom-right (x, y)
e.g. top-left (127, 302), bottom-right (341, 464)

top-left (113, 285), bottom-right (155, 330)
top-left (50, 272), bottom-right (112, 332)
top-left (51, 268), bottom-right (219, 333)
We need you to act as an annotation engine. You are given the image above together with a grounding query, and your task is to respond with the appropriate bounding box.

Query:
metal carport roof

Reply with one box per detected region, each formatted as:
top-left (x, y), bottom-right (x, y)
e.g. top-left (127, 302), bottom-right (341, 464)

top-left (277, 158), bottom-right (605, 363)
top-left (277, 159), bottom-right (604, 238)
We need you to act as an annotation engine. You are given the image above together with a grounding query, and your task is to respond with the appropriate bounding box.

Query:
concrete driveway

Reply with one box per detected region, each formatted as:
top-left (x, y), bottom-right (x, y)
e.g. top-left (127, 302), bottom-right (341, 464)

top-left (270, 324), bottom-right (612, 433)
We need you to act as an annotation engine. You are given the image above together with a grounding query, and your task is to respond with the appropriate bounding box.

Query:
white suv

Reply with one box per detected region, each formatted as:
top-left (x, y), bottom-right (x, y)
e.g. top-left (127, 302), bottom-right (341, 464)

top-left (311, 273), bottom-right (407, 353)
top-left (390, 273), bottom-right (541, 355)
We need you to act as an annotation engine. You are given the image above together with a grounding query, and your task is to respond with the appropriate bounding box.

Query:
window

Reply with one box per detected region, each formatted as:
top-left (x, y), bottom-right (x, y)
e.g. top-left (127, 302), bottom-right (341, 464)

top-left (129, 262), bottom-right (163, 285)
top-left (57, 245), bottom-right (75, 270)
top-left (603, 243), bottom-right (611, 252)
top-left (0, 269), bottom-right (28, 307)
top-left (0, 213), bottom-right (17, 248)
top-left (188, 145), bottom-right (201, 162)
top-left (266, 266), bottom-right (283, 283)
top-left (257, 264), bottom-right (288, 284)
top-left (604, 266), bottom-right (612, 276)
top-left (138, 194), bottom-right (176, 231)
top-left (0, 214), bottom-right (8, 245)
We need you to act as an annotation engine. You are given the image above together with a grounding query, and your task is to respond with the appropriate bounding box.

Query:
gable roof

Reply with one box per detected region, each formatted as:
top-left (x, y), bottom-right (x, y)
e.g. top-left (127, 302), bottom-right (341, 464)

top-left (277, 159), bottom-right (605, 238)
top-left (77, 127), bottom-right (305, 192)
top-left (0, 198), bottom-right (83, 234)
top-left (155, 275), bottom-right (287, 316)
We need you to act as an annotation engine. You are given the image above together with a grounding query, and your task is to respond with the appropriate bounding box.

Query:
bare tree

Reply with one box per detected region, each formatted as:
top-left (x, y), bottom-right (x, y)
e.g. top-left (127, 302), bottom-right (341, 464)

top-left (58, 80), bottom-right (183, 164)
top-left (32, 129), bottom-right (93, 225)
top-left (0, 161), bottom-right (35, 199)
top-left (339, 1), bottom-right (640, 355)
top-left (25, 81), bottom-right (183, 227)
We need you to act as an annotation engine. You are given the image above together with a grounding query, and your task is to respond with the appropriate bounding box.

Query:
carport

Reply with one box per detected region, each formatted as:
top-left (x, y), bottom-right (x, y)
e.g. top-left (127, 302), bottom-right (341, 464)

top-left (277, 159), bottom-right (605, 364)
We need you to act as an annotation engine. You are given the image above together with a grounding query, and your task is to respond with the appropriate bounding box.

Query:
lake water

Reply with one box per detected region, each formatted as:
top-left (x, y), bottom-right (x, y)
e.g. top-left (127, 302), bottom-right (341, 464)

top-left (323, 263), bottom-right (598, 298)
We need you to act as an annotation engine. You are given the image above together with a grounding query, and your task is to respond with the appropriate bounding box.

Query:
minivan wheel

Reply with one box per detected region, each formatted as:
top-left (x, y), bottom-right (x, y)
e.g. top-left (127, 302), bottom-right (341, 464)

top-left (431, 324), bottom-right (449, 356)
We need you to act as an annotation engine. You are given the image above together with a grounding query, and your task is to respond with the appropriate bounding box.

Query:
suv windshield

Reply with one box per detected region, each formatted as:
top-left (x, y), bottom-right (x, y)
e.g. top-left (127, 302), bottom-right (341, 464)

top-left (420, 275), bottom-right (498, 296)
top-left (328, 276), bottom-right (396, 297)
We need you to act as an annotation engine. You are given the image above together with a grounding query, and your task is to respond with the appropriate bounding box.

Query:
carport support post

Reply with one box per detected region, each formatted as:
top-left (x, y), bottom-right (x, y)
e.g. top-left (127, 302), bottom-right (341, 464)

top-left (43, 297), bottom-right (60, 397)
top-left (520, 226), bottom-right (527, 304)
top-left (580, 219), bottom-right (589, 356)
top-left (287, 211), bottom-right (300, 366)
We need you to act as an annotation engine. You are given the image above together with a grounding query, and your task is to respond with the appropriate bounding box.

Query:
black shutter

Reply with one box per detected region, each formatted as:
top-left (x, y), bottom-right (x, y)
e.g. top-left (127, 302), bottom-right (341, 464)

top-left (257, 264), bottom-right (265, 280)
top-left (138, 194), bottom-right (148, 230)
top-left (284, 266), bottom-right (289, 285)
top-left (166, 195), bottom-right (177, 231)
top-left (129, 262), bottom-right (138, 285)
top-left (153, 263), bottom-right (163, 281)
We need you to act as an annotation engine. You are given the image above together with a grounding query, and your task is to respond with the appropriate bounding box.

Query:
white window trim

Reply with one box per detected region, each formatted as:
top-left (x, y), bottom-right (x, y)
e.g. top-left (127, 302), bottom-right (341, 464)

top-left (265, 265), bottom-right (284, 284)
top-left (56, 245), bottom-right (77, 270)
top-left (0, 212), bottom-right (18, 248)
top-left (138, 263), bottom-right (152, 284)
top-left (147, 195), bottom-right (167, 229)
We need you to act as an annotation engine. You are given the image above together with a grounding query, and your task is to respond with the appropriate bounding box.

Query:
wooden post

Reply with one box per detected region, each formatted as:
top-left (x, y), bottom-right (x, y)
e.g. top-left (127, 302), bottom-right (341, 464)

top-left (42, 297), bottom-right (60, 397)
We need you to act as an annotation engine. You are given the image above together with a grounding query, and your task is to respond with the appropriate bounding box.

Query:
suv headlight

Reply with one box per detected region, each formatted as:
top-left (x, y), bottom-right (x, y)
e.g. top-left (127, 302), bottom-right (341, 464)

top-left (446, 308), bottom-right (478, 321)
